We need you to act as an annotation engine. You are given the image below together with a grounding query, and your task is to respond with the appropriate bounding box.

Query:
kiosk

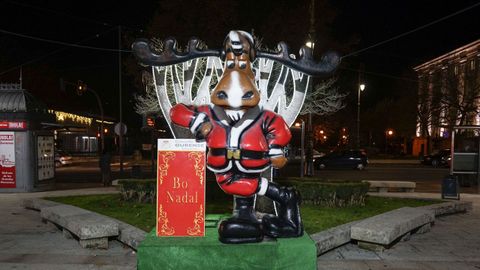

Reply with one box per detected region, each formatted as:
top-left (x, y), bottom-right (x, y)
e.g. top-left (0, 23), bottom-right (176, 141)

top-left (0, 83), bottom-right (56, 192)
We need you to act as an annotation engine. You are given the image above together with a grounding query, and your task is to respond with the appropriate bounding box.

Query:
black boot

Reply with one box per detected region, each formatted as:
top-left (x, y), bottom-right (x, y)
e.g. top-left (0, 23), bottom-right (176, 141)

top-left (262, 182), bottom-right (303, 238)
top-left (218, 196), bottom-right (263, 244)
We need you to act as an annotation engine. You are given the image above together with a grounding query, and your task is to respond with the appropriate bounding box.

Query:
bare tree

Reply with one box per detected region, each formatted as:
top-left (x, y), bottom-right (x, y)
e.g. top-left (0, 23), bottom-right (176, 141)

top-left (440, 69), bottom-right (480, 127)
top-left (134, 71), bottom-right (162, 116)
top-left (300, 78), bottom-right (346, 116)
top-left (298, 78), bottom-right (346, 175)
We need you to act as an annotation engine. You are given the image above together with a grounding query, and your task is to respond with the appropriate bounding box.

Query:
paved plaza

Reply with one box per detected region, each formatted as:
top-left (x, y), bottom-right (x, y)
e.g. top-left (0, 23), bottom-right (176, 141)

top-left (0, 188), bottom-right (135, 270)
top-left (318, 193), bottom-right (480, 270)
top-left (0, 189), bottom-right (479, 269)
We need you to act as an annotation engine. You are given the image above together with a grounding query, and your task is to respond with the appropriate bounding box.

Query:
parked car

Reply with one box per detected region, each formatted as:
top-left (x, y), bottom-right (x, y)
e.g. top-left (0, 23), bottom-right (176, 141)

top-left (314, 149), bottom-right (368, 170)
top-left (55, 149), bottom-right (73, 167)
top-left (421, 149), bottom-right (451, 167)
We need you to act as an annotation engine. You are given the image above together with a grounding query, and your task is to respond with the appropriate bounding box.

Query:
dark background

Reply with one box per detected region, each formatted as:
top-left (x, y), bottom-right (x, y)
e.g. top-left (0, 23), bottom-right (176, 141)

top-left (0, 0), bottom-right (478, 145)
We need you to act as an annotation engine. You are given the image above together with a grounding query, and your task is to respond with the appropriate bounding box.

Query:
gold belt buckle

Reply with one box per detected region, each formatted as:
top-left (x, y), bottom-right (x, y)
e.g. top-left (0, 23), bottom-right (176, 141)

top-left (227, 149), bottom-right (241, 160)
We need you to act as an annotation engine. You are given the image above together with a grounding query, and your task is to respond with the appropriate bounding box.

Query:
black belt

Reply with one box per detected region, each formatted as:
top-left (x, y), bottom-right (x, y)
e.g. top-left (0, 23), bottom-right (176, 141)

top-left (209, 148), bottom-right (268, 160)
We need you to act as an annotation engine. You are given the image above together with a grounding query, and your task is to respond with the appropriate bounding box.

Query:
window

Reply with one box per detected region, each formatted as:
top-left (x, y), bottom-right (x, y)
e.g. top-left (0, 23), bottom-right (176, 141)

top-left (471, 59), bottom-right (476, 71)
top-left (454, 65), bottom-right (458, 75)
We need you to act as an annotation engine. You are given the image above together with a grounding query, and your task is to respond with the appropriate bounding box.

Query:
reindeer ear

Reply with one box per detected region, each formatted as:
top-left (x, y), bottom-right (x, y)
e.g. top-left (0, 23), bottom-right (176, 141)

top-left (249, 46), bottom-right (256, 62)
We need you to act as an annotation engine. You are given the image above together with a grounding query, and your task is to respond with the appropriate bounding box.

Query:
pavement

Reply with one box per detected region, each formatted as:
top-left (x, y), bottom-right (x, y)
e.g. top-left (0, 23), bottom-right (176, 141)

top-left (318, 192), bottom-right (480, 270)
top-left (0, 187), bottom-right (136, 270)
top-left (1, 187), bottom-right (480, 270)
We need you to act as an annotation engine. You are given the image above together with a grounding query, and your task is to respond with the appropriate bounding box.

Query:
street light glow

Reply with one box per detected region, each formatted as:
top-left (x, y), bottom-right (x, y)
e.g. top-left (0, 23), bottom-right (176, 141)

top-left (359, 84), bottom-right (366, 91)
top-left (305, 41), bottom-right (314, 48)
top-left (295, 122), bottom-right (301, 127)
top-left (387, 130), bottom-right (394, 136)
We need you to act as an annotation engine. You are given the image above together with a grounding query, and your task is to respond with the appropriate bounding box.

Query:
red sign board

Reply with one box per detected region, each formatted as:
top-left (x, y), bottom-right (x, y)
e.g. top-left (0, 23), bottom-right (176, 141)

top-left (156, 139), bottom-right (206, 237)
top-left (0, 121), bottom-right (26, 130)
top-left (0, 132), bottom-right (16, 188)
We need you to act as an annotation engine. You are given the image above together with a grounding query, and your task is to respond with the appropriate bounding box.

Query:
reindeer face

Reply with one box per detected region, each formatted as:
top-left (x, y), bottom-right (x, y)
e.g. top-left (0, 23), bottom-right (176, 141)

top-left (210, 31), bottom-right (260, 114)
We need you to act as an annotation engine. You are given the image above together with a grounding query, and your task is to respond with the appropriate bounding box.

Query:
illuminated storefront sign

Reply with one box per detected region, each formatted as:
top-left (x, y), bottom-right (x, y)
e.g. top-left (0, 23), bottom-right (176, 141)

top-left (48, 110), bottom-right (92, 126)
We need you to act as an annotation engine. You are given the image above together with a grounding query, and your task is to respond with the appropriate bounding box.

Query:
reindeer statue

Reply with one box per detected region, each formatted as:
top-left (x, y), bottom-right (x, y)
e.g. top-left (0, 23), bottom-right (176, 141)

top-left (133, 30), bottom-right (339, 244)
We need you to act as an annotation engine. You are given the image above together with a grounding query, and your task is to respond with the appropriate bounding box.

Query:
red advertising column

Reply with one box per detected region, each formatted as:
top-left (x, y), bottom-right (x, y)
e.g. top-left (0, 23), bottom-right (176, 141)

top-left (156, 139), bottom-right (206, 237)
top-left (0, 132), bottom-right (16, 188)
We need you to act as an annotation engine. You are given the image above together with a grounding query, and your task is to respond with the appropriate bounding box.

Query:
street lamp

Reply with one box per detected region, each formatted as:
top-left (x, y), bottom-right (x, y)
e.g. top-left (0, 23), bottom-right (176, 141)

top-left (294, 120), bottom-right (306, 178)
top-left (385, 129), bottom-right (394, 153)
top-left (357, 83), bottom-right (366, 149)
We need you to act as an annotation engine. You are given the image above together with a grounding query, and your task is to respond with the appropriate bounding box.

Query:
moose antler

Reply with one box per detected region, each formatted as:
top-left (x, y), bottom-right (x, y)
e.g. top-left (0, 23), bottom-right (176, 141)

top-left (132, 38), bottom-right (221, 66)
top-left (257, 42), bottom-right (340, 76)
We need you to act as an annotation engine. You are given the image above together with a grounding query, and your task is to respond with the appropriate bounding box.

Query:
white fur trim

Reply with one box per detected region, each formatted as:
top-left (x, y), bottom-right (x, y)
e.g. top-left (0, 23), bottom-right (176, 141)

top-left (257, 177), bottom-right (269, 196)
top-left (207, 161), bottom-right (233, 174)
top-left (229, 117), bottom-right (253, 148)
top-left (268, 148), bottom-right (283, 157)
top-left (190, 113), bottom-right (207, 133)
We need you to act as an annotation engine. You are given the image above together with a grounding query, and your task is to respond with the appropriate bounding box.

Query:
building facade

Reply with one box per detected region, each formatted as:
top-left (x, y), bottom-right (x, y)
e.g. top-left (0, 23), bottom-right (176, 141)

top-left (413, 39), bottom-right (480, 155)
top-left (48, 110), bottom-right (115, 154)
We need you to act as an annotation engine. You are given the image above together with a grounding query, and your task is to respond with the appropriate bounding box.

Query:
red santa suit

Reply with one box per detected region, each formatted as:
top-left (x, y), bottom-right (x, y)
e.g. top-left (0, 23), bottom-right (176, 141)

top-left (170, 104), bottom-right (291, 197)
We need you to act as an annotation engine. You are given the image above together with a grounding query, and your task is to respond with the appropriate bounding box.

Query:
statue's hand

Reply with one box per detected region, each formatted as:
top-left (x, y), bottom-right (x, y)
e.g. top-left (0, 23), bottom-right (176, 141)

top-left (271, 156), bottom-right (287, 169)
top-left (199, 122), bottom-right (213, 137)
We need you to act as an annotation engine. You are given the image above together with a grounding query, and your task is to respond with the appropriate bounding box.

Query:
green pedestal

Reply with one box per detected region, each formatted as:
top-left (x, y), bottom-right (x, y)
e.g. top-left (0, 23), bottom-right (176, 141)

top-left (137, 215), bottom-right (316, 270)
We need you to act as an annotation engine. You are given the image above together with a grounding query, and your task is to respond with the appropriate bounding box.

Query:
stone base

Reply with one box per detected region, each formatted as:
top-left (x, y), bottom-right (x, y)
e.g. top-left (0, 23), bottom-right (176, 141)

top-left (137, 215), bottom-right (316, 270)
top-left (63, 228), bottom-right (74, 239)
top-left (79, 237), bottom-right (108, 249)
top-left (414, 223), bottom-right (432, 234)
top-left (357, 241), bottom-right (386, 252)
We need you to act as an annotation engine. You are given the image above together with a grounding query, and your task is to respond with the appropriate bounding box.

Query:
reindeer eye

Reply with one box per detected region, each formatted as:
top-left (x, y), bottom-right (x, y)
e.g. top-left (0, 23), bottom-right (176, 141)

top-left (227, 60), bottom-right (235, 69)
top-left (242, 91), bottom-right (254, 99)
top-left (216, 91), bottom-right (228, 100)
top-left (239, 61), bottom-right (247, 69)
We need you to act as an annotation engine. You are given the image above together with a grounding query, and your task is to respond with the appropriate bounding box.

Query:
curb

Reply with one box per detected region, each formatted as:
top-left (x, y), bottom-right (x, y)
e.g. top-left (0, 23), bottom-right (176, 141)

top-left (310, 200), bottom-right (472, 255)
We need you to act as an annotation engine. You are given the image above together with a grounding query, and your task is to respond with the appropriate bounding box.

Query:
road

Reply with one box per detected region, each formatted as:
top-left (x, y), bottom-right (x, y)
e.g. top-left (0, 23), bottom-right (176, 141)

top-left (55, 157), bottom-right (479, 194)
top-left (278, 161), bottom-right (479, 194)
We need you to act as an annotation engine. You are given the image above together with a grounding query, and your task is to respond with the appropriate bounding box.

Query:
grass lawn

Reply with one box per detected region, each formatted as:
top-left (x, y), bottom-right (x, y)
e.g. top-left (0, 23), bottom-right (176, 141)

top-left (47, 194), bottom-right (438, 234)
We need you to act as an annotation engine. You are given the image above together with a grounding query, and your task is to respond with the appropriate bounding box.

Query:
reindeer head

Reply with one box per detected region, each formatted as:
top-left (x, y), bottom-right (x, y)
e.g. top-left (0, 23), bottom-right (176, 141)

top-left (210, 31), bottom-right (260, 118)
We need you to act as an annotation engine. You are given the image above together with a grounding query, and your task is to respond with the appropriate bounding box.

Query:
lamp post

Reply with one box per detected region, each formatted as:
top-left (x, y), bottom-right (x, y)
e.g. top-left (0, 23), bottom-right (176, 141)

top-left (74, 81), bottom-right (105, 153)
top-left (357, 83), bottom-right (365, 149)
top-left (305, 38), bottom-right (316, 176)
top-left (294, 120), bottom-right (306, 178)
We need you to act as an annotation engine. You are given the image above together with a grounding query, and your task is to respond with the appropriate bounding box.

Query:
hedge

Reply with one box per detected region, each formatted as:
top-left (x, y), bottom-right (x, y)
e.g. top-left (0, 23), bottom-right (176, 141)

top-left (117, 178), bottom-right (230, 204)
top-left (118, 179), bottom-right (156, 204)
top-left (118, 178), bottom-right (369, 207)
top-left (277, 178), bottom-right (370, 207)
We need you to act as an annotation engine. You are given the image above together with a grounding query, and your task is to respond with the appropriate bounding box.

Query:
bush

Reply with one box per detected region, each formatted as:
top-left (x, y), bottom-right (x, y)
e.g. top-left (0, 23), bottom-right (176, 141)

top-left (118, 177), bottom-right (369, 207)
top-left (277, 178), bottom-right (370, 207)
top-left (118, 178), bottom-right (231, 204)
top-left (118, 179), bottom-right (156, 204)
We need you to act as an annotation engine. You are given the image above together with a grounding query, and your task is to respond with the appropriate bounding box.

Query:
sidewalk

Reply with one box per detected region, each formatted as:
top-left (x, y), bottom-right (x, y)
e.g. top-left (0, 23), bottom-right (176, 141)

top-left (0, 188), bottom-right (135, 270)
top-left (318, 192), bottom-right (480, 270)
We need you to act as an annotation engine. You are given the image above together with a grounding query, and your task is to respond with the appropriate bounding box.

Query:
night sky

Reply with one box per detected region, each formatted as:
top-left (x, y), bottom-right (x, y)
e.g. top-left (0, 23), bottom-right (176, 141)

top-left (0, 0), bottom-right (479, 136)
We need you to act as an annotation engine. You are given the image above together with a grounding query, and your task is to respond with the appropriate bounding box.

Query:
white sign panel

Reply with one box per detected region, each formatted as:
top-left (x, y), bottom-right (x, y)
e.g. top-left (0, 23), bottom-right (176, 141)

top-left (37, 136), bottom-right (55, 181)
top-left (0, 132), bottom-right (15, 188)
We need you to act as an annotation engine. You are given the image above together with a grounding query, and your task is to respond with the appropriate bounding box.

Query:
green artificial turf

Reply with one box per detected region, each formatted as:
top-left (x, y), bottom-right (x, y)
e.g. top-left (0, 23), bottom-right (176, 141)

top-left (47, 194), bottom-right (438, 234)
